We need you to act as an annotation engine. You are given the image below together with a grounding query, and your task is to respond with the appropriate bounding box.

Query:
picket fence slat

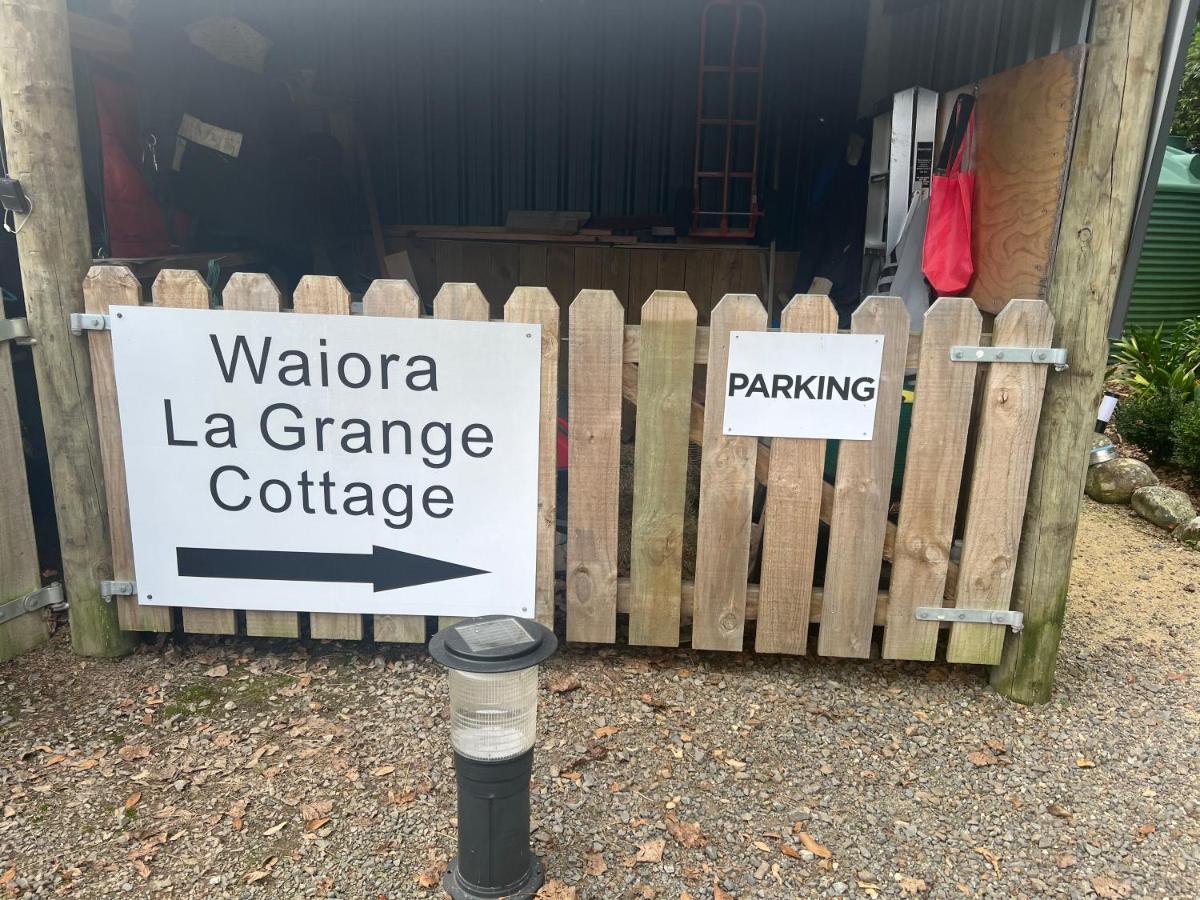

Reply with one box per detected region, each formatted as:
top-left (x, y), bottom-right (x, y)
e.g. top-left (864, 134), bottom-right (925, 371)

top-left (82, 267), bottom-right (171, 633)
top-left (819, 295), bottom-right (909, 658)
top-left (692, 294), bottom-right (766, 651)
top-left (565, 290), bottom-right (624, 643)
top-left (948, 299), bottom-right (1055, 664)
top-left (433, 283), bottom-right (491, 631)
top-left (362, 279), bottom-right (427, 644)
top-left (221, 273), bottom-right (303, 640)
top-left (504, 286), bottom-right (560, 629)
top-left (883, 297), bottom-right (982, 660)
top-left (153, 270), bottom-right (238, 636)
top-left (628, 291), bottom-right (696, 647)
top-left (291, 275), bottom-right (363, 642)
top-left (755, 294), bottom-right (838, 655)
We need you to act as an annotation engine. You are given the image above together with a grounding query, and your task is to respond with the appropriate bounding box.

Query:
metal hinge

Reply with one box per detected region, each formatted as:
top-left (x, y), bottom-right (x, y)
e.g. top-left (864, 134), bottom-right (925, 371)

top-left (100, 580), bottom-right (136, 602)
top-left (0, 582), bottom-right (64, 626)
top-left (915, 606), bottom-right (1024, 632)
top-left (950, 346), bottom-right (1068, 371)
top-left (69, 313), bottom-right (111, 336)
top-left (0, 317), bottom-right (31, 344)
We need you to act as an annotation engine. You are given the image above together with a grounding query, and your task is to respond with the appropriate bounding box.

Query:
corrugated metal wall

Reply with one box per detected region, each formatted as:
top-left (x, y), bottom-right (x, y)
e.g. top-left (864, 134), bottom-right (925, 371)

top-left (858, 0), bottom-right (1093, 116)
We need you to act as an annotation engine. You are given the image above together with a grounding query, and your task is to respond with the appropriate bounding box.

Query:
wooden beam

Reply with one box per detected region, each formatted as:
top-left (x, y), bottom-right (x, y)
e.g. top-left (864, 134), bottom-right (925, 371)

top-left (993, 0), bottom-right (1171, 703)
top-left (0, 0), bottom-right (134, 657)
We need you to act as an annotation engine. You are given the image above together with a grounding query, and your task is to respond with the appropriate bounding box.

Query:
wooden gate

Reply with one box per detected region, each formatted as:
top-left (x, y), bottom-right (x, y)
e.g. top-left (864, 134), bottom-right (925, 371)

top-left (84, 267), bottom-right (1055, 665)
top-left (0, 312), bottom-right (50, 663)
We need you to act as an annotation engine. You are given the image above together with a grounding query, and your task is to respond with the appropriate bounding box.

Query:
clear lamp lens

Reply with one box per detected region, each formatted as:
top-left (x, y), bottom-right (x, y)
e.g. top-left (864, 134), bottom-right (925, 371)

top-left (448, 667), bottom-right (539, 761)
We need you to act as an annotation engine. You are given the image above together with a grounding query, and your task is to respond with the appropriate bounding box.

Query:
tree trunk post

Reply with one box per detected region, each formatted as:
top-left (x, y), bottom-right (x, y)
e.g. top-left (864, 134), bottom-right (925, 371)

top-left (992, 0), bottom-right (1171, 703)
top-left (0, 0), bottom-right (135, 657)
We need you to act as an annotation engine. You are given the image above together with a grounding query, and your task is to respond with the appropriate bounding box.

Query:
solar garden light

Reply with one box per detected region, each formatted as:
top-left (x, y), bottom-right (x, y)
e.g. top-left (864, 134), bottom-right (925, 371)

top-left (429, 615), bottom-right (558, 900)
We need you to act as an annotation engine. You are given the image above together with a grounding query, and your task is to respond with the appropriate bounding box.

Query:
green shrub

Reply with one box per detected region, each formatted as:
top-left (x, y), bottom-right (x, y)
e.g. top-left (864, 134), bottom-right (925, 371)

top-left (1172, 402), bottom-right (1200, 476)
top-left (1108, 323), bottom-right (1200, 400)
top-left (1113, 393), bottom-right (1186, 461)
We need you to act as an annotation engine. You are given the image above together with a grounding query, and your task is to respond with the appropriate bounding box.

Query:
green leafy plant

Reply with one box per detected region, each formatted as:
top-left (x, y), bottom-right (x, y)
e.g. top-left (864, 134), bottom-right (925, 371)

top-left (1172, 402), bottom-right (1200, 477)
top-left (1171, 25), bottom-right (1200, 151)
top-left (1108, 322), bottom-right (1200, 400)
top-left (1113, 393), bottom-right (1186, 462)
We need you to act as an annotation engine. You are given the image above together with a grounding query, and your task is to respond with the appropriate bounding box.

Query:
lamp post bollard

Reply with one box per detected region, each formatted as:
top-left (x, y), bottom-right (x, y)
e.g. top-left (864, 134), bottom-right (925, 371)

top-left (429, 615), bottom-right (558, 900)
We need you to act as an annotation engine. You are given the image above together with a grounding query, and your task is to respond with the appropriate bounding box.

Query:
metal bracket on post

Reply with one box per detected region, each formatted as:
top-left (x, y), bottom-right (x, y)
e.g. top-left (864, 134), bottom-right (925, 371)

top-left (99, 580), bottom-right (136, 603)
top-left (0, 317), bottom-right (31, 344)
top-left (0, 582), bottom-right (64, 626)
top-left (69, 313), bottom-right (111, 336)
top-left (915, 606), bottom-right (1024, 632)
top-left (949, 346), bottom-right (1068, 371)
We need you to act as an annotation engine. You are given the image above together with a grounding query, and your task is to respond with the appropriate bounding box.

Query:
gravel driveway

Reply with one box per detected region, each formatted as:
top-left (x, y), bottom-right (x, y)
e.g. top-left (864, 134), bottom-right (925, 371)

top-left (1, 498), bottom-right (1197, 899)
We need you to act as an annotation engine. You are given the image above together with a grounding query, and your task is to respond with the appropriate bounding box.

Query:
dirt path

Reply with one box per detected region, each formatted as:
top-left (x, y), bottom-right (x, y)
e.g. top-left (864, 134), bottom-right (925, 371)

top-left (0, 499), bottom-right (1197, 899)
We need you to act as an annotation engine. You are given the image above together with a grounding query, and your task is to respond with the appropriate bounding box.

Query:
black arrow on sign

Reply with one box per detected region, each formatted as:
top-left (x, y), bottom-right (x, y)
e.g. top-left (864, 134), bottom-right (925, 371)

top-left (176, 545), bottom-right (488, 592)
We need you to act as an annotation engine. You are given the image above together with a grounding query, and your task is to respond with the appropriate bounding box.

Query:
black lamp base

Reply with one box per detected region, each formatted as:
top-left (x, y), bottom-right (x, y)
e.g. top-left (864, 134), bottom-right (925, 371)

top-left (443, 855), bottom-right (544, 900)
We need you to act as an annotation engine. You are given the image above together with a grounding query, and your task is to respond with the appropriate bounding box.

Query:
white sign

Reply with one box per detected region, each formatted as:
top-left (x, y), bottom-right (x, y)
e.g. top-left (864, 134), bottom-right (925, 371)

top-left (110, 306), bottom-right (541, 618)
top-left (722, 332), bottom-right (885, 440)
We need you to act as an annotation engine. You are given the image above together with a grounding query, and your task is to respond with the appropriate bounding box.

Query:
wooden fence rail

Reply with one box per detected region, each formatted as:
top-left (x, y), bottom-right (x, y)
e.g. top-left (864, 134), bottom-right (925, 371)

top-left (84, 268), bottom-right (1055, 665)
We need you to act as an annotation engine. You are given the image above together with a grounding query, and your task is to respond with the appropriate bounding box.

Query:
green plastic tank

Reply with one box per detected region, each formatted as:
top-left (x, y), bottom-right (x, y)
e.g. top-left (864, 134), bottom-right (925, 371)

top-left (1125, 140), bottom-right (1200, 332)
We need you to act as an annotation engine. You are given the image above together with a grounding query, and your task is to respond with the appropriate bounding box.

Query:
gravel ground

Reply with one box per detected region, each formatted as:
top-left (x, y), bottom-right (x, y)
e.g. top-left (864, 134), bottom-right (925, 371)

top-left (1, 498), bottom-right (1197, 899)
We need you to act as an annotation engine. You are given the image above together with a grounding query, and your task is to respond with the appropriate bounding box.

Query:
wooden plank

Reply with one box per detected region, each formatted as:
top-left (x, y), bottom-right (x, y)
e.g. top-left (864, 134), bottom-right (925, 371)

top-left (504, 287), bottom-right (560, 629)
top-left (0, 321), bottom-right (48, 662)
top-left (600, 247), bottom-right (631, 308)
top-left (491, 244), bottom-right (521, 305)
top-left (81, 267), bottom-right (172, 633)
top-left (691, 294), bottom-right (767, 651)
top-left (433, 283), bottom-right (491, 630)
top-left (709, 250), bottom-right (741, 312)
top-left (434, 240), bottom-right (465, 290)
top-left (360, 279), bottom-right (427, 644)
top-left (818, 295), bottom-right (909, 658)
top-left (938, 47), bottom-right (1085, 315)
top-left (290, 275), bottom-right (363, 641)
top-left (628, 291), bottom-right (696, 647)
top-left (220, 273), bottom-right (301, 639)
top-left (627, 249), bottom-right (659, 325)
top-left (574, 247), bottom-right (603, 294)
top-left (518, 244), bottom-right (548, 287)
top-left (152, 270), bottom-right (237, 636)
top-left (949, 299), bottom-right (1054, 665)
top-left (565, 291), bottom-right (625, 642)
top-left (616, 579), bottom-right (900, 626)
top-left (546, 246), bottom-right (574, 383)
top-left (882, 297), bottom-right (982, 660)
top-left (755, 295), bottom-right (838, 655)
top-left (994, 0), bottom-right (1169, 704)
top-left (657, 249), bottom-right (687, 292)
top-left (683, 251), bottom-right (716, 325)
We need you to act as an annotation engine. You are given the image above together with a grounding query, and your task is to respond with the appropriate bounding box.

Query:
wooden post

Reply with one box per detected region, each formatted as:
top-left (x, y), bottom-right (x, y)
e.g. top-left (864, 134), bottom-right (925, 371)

top-left (992, 0), bottom-right (1170, 703)
top-left (0, 0), bottom-right (134, 656)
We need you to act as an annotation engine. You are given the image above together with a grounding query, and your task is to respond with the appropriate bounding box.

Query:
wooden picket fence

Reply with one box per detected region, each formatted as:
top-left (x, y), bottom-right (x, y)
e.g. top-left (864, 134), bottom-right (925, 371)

top-left (84, 266), bottom-right (1055, 665)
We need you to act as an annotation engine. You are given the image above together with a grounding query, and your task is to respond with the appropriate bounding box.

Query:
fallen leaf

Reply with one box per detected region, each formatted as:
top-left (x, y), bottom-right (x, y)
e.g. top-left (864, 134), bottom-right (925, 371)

top-left (795, 832), bottom-right (832, 859)
top-left (304, 817), bottom-right (331, 833)
top-left (781, 845), bottom-right (802, 860)
top-left (593, 725), bottom-right (621, 739)
top-left (640, 693), bottom-right (668, 710)
top-left (535, 879), bottom-right (578, 899)
top-left (119, 744), bottom-right (151, 762)
top-left (549, 674), bottom-right (581, 694)
top-left (1091, 875), bottom-right (1132, 899)
top-left (635, 838), bottom-right (665, 864)
top-left (753, 841), bottom-right (771, 852)
top-left (43, 754), bottom-right (66, 767)
top-left (124, 793), bottom-right (141, 810)
top-left (300, 799), bottom-right (333, 821)
top-left (972, 847), bottom-right (1000, 877)
top-left (263, 822), bottom-right (286, 836)
top-left (1046, 803), bottom-right (1073, 819)
top-left (967, 751), bottom-right (999, 767)
top-left (713, 882), bottom-right (734, 900)
top-left (0, 869), bottom-right (14, 884)
top-left (132, 859), bottom-right (151, 880)
top-left (583, 851), bottom-right (607, 876)
top-left (204, 664), bottom-right (229, 678)
top-left (371, 765), bottom-right (395, 777)
top-left (1075, 757), bottom-right (1096, 768)
top-left (1056, 854), bottom-right (1077, 869)
top-left (680, 893), bottom-right (695, 900)
top-left (665, 813), bottom-right (705, 848)
top-left (985, 738), bottom-right (1006, 753)
top-left (415, 858), bottom-right (447, 889)
top-left (1136, 824), bottom-right (1156, 836)
top-left (897, 874), bottom-right (928, 895)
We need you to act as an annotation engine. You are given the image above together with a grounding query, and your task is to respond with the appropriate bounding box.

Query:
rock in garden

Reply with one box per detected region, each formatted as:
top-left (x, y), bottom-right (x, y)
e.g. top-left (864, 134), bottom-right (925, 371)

top-left (1131, 485), bottom-right (1196, 530)
top-left (1174, 516), bottom-right (1200, 548)
top-left (1085, 457), bottom-right (1158, 503)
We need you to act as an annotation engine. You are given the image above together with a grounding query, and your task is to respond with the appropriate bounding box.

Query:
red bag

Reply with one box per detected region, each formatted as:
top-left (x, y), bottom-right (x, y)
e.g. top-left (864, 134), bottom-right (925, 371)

top-left (922, 93), bottom-right (976, 295)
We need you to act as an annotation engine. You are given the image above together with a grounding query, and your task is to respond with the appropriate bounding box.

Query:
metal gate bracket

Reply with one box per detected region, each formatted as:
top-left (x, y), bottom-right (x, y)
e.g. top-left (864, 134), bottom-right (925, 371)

top-left (0, 582), bottom-right (64, 626)
top-left (0, 317), bottom-right (30, 344)
top-left (69, 313), bottom-right (111, 336)
top-left (100, 580), bottom-right (136, 602)
top-left (950, 346), bottom-right (1068, 371)
top-left (915, 606), bottom-right (1024, 632)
